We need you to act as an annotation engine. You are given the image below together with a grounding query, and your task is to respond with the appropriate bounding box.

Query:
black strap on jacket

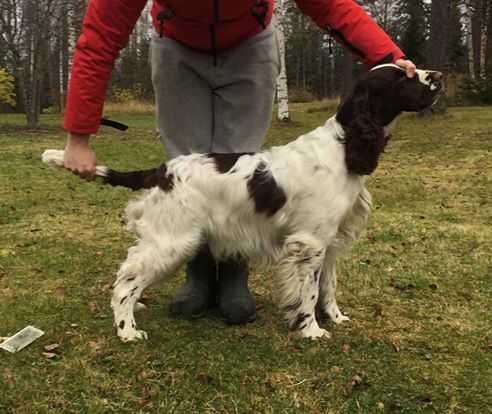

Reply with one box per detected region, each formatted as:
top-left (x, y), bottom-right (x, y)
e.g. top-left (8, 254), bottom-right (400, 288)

top-left (251, 0), bottom-right (268, 29)
top-left (157, 9), bottom-right (174, 38)
top-left (101, 118), bottom-right (129, 131)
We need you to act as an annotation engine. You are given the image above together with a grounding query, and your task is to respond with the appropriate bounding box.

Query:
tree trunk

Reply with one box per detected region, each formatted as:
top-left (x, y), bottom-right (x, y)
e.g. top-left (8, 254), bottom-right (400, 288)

top-left (424, 0), bottom-right (452, 114)
top-left (340, 50), bottom-right (354, 101)
top-left (275, 0), bottom-right (290, 121)
top-left (479, 0), bottom-right (490, 79)
top-left (465, 0), bottom-right (477, 80)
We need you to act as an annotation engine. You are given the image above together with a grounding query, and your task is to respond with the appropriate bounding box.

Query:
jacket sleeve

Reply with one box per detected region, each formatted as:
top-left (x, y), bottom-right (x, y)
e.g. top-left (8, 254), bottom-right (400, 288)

top-left (294, 0), bottom-right (405, 67)
top-left (64, 0), bottom-right (147, 135)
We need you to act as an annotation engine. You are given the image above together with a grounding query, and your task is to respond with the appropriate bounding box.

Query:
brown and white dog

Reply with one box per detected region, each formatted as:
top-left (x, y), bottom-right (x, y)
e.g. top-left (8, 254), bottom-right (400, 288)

top-left (43, 64), bottom-right (443, 342)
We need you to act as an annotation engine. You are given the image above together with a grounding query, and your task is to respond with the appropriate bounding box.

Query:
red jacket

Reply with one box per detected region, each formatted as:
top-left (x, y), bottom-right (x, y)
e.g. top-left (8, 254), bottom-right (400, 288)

top-left (64, 0), bottom-right (405, 135)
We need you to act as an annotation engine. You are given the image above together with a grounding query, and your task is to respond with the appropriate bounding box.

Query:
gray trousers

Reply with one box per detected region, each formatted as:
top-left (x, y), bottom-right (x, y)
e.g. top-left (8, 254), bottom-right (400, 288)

top-left (150, 24), bottom-right (280, 158)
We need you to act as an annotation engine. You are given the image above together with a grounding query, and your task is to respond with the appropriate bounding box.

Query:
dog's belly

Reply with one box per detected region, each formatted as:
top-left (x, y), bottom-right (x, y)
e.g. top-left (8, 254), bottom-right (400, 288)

top-left (206, 213), bottom-right (287, 265)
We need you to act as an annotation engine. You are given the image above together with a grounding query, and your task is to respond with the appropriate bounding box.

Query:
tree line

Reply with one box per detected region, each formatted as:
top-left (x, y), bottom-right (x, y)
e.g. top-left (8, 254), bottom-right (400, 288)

top-left (0, 0), bottom-right (491, 128)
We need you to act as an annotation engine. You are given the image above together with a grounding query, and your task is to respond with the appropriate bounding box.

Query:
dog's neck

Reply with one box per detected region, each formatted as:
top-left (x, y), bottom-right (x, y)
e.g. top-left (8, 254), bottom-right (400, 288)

top-left (325, 116), bottom-right (346, 143)
top-left (327, 115), bottom-right (393, 143)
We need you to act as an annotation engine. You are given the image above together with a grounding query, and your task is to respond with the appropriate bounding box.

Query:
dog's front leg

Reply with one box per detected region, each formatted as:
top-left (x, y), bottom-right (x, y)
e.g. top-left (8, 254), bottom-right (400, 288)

top-left (276, 233), bottom-right (329, 339)
top-left (316, 250), bottom-right (350, 324)
top-left (111, 243), bottom-right (163, 342)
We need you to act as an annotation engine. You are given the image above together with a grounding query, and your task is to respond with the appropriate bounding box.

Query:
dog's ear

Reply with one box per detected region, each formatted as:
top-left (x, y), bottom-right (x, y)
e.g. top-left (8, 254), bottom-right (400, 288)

top-left (344, 112), bottom-right (386, 175)
top-left (337, 81), bottom-right (386, 175)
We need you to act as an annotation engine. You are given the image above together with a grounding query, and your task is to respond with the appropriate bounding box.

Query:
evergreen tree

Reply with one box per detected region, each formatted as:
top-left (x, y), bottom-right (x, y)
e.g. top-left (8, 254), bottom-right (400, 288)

top-left (396, 0), bottom-right (429, 65)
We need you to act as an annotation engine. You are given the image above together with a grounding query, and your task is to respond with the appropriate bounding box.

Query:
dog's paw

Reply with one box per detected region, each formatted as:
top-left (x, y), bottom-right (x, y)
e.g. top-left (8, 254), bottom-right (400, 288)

top-left (118, 329), bottom-right (148, 343)
top-left (327, 303), bottom-right (350, 324)
top-left (300, 326), bottom-right (331, 340)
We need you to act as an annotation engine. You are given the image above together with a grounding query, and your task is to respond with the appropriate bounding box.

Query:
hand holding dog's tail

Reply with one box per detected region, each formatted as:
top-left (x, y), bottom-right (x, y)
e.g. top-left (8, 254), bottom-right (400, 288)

top-left (42, 149), bottom-right (162, 191)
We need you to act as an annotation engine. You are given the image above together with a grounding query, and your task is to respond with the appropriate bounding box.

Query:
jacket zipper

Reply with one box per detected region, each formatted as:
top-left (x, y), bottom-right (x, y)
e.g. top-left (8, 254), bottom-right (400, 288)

top-left (210, 0), bottom-right (219, 65)
top-left (251, 1), bottom-right (268, 29)
top-left (157, 9), bottom-right (174, 38)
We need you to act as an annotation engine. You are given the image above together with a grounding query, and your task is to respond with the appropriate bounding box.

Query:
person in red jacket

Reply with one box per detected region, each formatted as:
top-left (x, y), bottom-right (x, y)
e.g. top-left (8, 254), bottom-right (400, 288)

top-left (64, 0), bottom-right (416, 325)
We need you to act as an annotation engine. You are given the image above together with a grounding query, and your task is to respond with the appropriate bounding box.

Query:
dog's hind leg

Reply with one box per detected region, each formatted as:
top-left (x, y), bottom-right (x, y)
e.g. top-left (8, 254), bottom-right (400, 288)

top-left (276, 233), bottom-right (329, 339)
top-left (316, 250), bottom-right (350, 324)
top-left (111, 233), bottom-right (200, 342)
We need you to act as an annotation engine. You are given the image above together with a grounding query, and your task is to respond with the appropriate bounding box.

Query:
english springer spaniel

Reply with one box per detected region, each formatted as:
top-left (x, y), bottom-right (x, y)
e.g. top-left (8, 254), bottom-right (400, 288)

top-left (43, 64), bottom-right (443, 342)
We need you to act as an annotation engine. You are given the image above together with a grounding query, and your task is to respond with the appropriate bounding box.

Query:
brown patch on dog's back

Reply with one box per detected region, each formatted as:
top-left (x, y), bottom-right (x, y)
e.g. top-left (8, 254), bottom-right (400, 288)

top-left (247, 162), bottom-right (287, 216)
top-left (207, 153), bottom-right (254, 174)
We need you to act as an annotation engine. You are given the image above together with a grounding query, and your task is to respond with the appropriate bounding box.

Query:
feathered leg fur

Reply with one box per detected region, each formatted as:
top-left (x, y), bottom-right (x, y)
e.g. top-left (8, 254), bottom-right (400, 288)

top-left (317, 187), bottom-right (372, 323)
top-left (276, 233), bottom-right (329, 339)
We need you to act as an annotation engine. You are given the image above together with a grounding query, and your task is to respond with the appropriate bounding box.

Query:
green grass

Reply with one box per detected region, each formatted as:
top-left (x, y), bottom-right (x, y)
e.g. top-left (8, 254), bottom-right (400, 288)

top-left (0, 105), bottom-right (491, 413)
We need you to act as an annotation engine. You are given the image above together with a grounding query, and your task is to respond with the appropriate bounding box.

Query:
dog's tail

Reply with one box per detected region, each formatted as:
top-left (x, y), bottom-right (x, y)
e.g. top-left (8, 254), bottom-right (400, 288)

top-left (41, 149), bottom-right (161, 191)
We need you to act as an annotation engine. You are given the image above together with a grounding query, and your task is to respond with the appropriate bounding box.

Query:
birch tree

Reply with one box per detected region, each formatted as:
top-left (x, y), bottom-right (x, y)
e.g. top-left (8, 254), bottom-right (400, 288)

top-left (464, 0), bottom-right (476, 80)
top-left (479, 0), bottom-right (490, 79)
top-left (275, 0), bottom-right (290, 121)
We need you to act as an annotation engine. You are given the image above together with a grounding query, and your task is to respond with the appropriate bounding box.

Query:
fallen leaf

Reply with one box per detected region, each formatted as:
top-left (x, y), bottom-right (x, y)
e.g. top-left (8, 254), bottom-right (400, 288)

top-left (196, 372), bottom-right (213, 384)
top-left (2, 368), bottom-right (15, 385)
top-left (137, 371), bottom-right (154, 381)
top-left (88, 302), bottom-right (99, 314)
top-left (331, 366), bottom-right (342, 374)
top-left (377, 401), bottom-right (385, 410)
top-left (341, 344), bottom-right (351, 354)
top-left (43, 343), bottom-right (60, 352)
top-left (373, 304), bottom-right (383, 318)
top-left (137, 397), bottom-right (153, 409)
top-left (88, 341), bottom-right (101, 350)
top-left (346, 374), bottom-right (369, 394)
top-left (42, 352), bottom-right (58, 359)
top-left (54, 287), bottom-right (65, 298)
top-left (264, 379), bottom-right (275, 392)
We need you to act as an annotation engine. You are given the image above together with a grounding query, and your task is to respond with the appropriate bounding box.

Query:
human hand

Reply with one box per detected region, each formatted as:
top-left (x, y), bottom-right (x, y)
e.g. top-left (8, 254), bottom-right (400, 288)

top-left (395, 59), bottom-right (417, 78)
top-left (64, 133), bottom-right (97, 181)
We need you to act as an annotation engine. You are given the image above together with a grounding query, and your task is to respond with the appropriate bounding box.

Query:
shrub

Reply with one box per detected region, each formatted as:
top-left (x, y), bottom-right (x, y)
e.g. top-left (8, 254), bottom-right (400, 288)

top-left (0, 69), bottom-right (15, 106)
top-left (458, 77), bottom-right (492, 105)
top-left (111, 87), bottom-right (140, 103)
top-left (288, 88), bottom-right (317, 103)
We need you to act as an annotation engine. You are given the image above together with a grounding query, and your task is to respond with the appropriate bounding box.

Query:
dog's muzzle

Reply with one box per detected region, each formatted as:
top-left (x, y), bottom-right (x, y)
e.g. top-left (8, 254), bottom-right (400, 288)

top-left (426, 71), bottom-right (444, 92)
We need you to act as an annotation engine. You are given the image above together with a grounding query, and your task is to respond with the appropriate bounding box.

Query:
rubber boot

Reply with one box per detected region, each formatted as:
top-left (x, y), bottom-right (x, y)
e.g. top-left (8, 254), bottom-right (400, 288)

top-left (169, 245), bottom-right (217, 319)
top-left (218, 257), bottom-right (256, 325)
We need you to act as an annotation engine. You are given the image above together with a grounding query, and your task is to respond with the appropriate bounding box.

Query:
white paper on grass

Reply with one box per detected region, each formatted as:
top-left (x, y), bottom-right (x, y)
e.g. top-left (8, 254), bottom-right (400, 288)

top-left (0, 326), bottom-right (45, 353)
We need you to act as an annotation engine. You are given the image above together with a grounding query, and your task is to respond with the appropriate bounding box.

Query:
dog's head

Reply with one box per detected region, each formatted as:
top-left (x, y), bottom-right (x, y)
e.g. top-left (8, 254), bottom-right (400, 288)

top-left (336, 65), bottom-right (443, 175)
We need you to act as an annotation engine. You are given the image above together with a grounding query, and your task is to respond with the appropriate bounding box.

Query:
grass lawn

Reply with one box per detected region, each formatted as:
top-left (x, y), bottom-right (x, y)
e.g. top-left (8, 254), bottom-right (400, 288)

top-left (0, 104), bottom-right (491, 413)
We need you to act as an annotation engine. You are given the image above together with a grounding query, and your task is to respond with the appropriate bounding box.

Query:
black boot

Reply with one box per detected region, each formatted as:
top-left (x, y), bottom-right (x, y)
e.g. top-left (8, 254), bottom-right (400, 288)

top-left (169, 245), bottom-right (217, 319)
top-left (217, 256), bottom-right (256, 325)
